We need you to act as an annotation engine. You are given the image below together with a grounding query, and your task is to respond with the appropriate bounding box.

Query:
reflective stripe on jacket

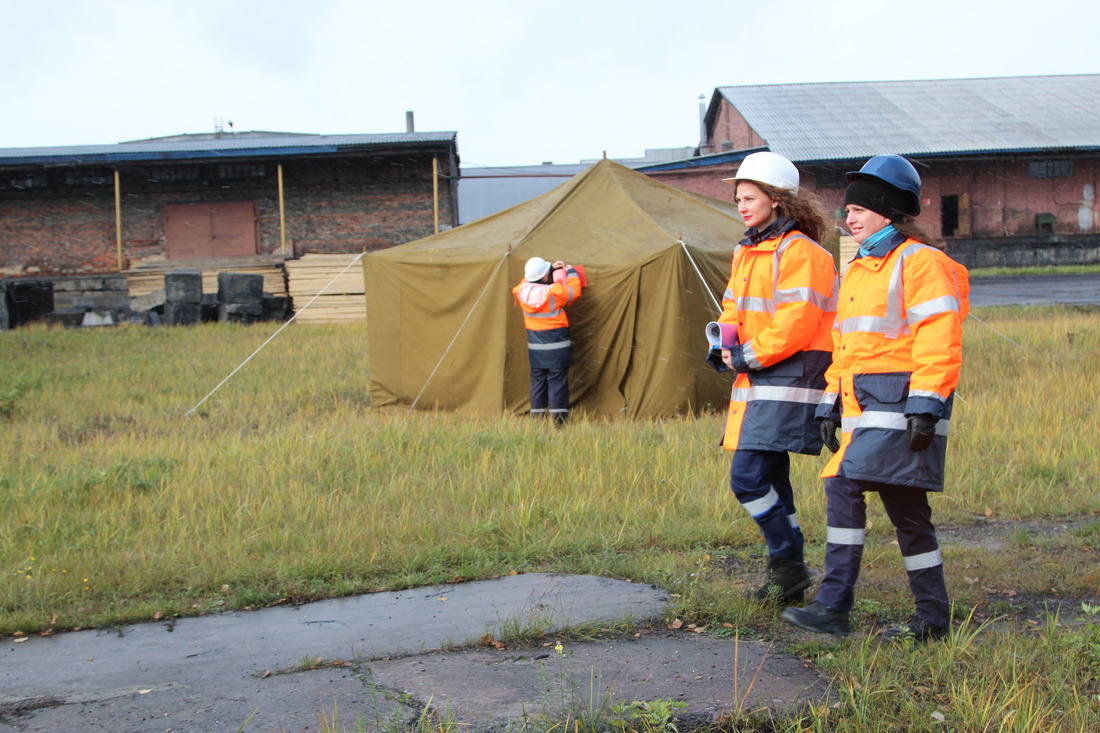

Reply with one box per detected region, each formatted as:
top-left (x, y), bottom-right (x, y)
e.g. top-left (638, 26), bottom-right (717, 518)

top-left (514, 268), bottom-right (583, 369)
top-left (817, 237), bottom-right (968, 490)
top-left (513, 268), bottom-right (582, 331)
top-left (718, 227), bottom-right (838, 454)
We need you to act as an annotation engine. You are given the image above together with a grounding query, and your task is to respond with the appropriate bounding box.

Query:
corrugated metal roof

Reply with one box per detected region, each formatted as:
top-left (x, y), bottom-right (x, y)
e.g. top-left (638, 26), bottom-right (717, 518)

top-left (717, 75), bottom-right (1100, 162)
top-left (0, 131), bottom-right (457, 165)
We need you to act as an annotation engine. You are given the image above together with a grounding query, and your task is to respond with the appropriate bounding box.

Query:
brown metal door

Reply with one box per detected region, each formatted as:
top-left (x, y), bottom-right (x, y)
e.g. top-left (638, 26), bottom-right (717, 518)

top-left (165, 202), bottom-right (258, 259)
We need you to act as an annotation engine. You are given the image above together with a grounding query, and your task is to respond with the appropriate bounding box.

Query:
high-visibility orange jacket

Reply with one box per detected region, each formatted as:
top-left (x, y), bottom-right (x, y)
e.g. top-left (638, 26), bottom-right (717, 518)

top-left (513, 267), bottom-right (583, 369)
top-left (716, 219), bottom-right (838, 453)
top-left (816, 235), bottom-right (969, 490)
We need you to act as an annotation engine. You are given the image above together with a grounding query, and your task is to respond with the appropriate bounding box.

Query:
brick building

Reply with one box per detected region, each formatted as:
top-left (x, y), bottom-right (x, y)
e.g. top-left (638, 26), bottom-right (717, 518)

top-left (0, 130), bottom-right (459, 277)
top-left (642, 75), bottom-right (1100, 268)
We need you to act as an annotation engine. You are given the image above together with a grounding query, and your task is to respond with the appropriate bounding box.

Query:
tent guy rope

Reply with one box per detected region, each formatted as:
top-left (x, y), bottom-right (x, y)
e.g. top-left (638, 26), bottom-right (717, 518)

top-left (408, 248), bottom-right (512, 413)
top-left (186, 252), bottom-right (367, 415)
top-left (679, 236), bottom-right (723, 314)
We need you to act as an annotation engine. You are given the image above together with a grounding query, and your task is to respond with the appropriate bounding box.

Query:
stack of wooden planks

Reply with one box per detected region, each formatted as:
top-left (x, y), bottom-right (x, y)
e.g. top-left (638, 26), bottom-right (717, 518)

top-left (838, 236), bottom-right (857, 277)
top-left (125, 256), bottom-right (290, 299)
top-left (285, 253), bottom-right (366, 324)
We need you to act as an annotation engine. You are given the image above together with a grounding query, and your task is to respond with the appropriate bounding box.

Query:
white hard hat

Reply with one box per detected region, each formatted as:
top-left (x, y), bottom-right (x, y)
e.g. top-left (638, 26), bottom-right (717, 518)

top-left (722, 151), bottom-right (799, 193)
top-left (524, 256), bottom-right (551, 282)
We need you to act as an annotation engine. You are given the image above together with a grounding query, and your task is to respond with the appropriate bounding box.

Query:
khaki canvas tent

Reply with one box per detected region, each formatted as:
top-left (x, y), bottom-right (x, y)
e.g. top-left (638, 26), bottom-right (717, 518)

top-left (364, 158), bottom-right (748, 418)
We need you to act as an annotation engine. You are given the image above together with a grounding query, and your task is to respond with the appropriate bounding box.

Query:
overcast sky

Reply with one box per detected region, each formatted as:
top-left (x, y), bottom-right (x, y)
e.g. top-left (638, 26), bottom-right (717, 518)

top-left (2, 0), bottom-right (1097, 167)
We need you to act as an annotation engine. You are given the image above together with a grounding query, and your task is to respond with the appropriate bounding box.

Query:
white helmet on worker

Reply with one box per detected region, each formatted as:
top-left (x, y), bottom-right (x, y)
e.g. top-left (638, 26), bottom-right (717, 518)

top-left (722, 151), bottom-right (799, 194)
top-left (524, 256), bottom-right (552, 282)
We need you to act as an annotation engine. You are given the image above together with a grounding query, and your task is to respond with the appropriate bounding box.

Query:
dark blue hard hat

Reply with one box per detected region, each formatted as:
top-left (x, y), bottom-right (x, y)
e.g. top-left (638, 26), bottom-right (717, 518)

top-left (846, 155), bottom-right (922, 217)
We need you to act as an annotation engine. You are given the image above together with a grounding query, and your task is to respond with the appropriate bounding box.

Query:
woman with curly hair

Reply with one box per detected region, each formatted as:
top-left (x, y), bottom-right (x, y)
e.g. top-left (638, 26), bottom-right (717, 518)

top-left (708, 152), bottom-right (838, 602)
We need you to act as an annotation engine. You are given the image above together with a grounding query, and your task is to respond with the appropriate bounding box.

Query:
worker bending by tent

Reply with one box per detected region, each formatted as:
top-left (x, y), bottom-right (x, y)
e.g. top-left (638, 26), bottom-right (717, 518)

top-left (513, 257), bottom-right (584, 426)
top-left (710, 152), bottom-right (838, 603)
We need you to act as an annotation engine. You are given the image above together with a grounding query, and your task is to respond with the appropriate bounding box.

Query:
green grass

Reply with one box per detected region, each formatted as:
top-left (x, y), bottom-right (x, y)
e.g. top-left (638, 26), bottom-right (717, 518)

top-left (967, 263), bottom-right (1100, 277)
top-left (2, 306), bottom-right (1100, 731)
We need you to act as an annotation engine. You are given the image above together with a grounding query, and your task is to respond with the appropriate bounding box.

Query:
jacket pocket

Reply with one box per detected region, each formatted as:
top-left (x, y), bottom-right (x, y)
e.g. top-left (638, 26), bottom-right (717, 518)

top-left (751, 353), bottom-right (804, 384)
top-left (852, 372), bottom-right (909, 408)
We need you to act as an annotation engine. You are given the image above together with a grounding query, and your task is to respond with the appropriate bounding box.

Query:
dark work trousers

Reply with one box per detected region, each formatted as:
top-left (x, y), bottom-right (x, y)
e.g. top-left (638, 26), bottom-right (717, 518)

top-left (815, 475), bottom-right (950, 626)
top-left (530, 366), bottom-right (570, 420)
top-left (729, 450), bottom-right (804, 560)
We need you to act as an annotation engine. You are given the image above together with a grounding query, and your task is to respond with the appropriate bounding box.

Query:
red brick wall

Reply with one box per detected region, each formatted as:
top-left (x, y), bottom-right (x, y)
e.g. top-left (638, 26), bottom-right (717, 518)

top-left (0, 150), bottom-right (457, 276)
top-left (649, 153), bottom-right (1100, 244)
top-left (705, 100), bottom-right (766, 155)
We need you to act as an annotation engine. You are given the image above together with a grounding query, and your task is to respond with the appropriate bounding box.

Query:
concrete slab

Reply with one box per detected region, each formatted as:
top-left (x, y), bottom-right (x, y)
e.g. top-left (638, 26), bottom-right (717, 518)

top-left (0, 573), bottom-right (827, 731)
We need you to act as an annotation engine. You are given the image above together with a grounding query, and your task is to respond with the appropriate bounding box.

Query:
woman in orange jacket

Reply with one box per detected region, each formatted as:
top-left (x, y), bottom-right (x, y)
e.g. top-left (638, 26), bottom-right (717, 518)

top-left (710, 152), bottom-right (837, 602)
top-left (782, 155), bottom-right (969, 642)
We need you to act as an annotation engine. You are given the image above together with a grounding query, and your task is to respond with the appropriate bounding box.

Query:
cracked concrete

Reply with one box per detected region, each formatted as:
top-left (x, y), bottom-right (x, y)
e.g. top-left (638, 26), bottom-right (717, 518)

top-left (0, 573), bottom-right (826, 732)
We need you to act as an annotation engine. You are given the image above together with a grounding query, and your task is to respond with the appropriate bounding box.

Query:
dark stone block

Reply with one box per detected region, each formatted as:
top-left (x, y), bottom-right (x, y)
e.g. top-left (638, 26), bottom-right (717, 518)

top-left (4, 280), bottom-right (54, 328)
top-left (47, 307), bottom-right (88, 328)
top-left (165, 301), bottom-right (202, 326)
top-left (217, 272), bottom-right (264, 303)
top-left (261, 294), bottom-right (290, 321)
top-left (219, 302), bottom-right (264, 323)
top-left (0, 281), bottom-right (10, 330)
top-left (165, 271), bottom-right (204, 304)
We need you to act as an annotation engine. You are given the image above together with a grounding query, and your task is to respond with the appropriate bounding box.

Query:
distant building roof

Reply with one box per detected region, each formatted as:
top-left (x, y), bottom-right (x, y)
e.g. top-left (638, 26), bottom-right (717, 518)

top-left (457, 150), bottom-right (687, 225)
top-left (712, 74), bottom-right (1100, 162)
top-left (458, 163), bottom-right (589, 225)
top-left (0, 130), bottom-right (458, 166)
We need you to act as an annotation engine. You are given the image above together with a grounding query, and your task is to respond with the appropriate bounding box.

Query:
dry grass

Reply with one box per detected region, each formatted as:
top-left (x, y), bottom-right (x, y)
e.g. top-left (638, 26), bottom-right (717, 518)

top-left (2, 306), bottom-right (1099, 731)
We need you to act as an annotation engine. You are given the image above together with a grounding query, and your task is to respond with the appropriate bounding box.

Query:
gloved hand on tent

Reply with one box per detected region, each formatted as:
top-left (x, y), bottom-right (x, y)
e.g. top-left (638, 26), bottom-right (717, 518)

top-left (906, 413), bottom-right (937, 452)
top-left (819, 417), bottom-right (841, 453)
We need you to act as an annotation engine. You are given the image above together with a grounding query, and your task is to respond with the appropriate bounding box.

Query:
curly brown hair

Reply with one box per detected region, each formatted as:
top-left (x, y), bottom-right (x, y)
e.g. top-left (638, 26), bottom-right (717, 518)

top-left (737, 180), bottom-right (832, 244)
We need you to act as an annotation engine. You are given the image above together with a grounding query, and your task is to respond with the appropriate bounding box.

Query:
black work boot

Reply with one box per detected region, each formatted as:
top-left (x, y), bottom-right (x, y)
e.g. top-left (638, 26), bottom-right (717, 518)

top-left (882, 615), bottom-right (948, 642)
top-left (782, 601), bottom-right (851, 637)
top-left (753, 556), bottom-right (812, 603)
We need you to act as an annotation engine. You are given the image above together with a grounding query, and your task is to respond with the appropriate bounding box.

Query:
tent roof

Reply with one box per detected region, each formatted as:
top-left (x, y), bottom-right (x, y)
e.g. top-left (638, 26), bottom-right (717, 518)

top-left (371, 158), bottom-right (744, 263)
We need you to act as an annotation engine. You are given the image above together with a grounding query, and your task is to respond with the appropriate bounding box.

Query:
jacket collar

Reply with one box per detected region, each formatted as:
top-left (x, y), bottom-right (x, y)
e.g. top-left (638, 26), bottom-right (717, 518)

top-left (854, 228), bottom-right (907, 259)
top-left (739, 215), bottom-right (796, 247)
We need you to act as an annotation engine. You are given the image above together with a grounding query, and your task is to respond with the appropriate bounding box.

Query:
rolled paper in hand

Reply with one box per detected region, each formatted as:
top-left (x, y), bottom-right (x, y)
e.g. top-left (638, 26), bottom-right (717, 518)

top-left (705, 321), bottom-right (739, 350)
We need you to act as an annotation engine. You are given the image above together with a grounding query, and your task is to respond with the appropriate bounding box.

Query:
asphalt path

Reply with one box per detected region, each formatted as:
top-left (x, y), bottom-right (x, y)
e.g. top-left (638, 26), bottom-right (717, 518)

top-left (968, 272), bottom-right (1100, 307)
top-left (0, 573), bottom-right (826, 731)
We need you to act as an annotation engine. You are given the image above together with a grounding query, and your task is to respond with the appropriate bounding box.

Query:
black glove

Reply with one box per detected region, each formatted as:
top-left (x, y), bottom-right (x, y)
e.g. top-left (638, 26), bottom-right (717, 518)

top-left (705, 348), bottom-right (731, 372)
top-left (820, 418), bottom-right (841, 453)
top-left (906, 414), bottom-right (937, 452)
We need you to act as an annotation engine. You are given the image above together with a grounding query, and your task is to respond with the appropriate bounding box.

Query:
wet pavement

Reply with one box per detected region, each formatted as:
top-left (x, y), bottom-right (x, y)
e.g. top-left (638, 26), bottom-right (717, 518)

top-left (0, 573), bottom-right (827, 732)
top-left (969, 273), bottom-right (1100, 307)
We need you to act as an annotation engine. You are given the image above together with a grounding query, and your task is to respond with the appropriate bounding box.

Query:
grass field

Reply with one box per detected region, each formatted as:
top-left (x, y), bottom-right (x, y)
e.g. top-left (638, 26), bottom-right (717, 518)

top-left (2, 305), bottom-right (1100, 730)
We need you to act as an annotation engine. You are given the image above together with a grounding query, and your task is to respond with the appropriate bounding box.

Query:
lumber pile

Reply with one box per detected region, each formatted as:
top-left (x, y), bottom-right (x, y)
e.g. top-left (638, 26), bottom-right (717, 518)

top-left (125, 256), bottom-right (289, 299)
top-left (839, 236), bottom-right (857, 277)
top-left (285, 253), bottom-right (366, 324)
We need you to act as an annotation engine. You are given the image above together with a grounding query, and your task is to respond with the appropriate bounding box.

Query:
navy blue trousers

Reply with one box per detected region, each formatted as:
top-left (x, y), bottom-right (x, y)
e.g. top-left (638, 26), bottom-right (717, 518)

top-left (729, 450), bottom-right (804, 560)
top-left (815, 475), bottom-right (949, 626)
top-left (530, 366), bottom-right (569, 419)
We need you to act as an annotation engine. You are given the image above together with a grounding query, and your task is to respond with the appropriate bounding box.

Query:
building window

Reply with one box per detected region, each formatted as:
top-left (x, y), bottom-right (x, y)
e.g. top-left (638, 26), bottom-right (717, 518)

top-left (217, 163), bottom-right (267, 180)
top-left (814, 167), bottom-right (848, 189)
top-left (63, 169), bottom-right (113, 186)
top-left (148, 166), bottom-right (201, 183)
top-left (0, 172), bottom-right (48, 190)
top-left (1028, 160), bottom-right (1072, 179)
